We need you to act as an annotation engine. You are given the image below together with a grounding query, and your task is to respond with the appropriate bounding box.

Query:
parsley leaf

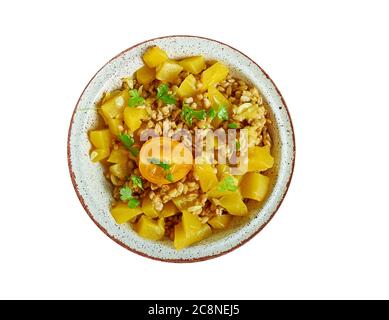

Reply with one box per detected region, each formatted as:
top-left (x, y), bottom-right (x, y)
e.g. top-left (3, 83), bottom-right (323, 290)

top-left (118, 134), bottom-right (139, 157)
top-left (148, 158), bottom-right (171, 170)
top-left (217, 104), bottom-right (229, 121)
top-left (181, 104), bottom-right (206, 126)
top-left (119, 186), bottom-right (133, 201)
top-left (165, 172), bottom-right (174, 182)
top-left (127, 198), bottom-right (140, 208)
top-left (228, 123), bottom-right (238, 129)
top-left (208, 108), bottom-right (216, 120)
top-left (128, 89), bottom-right (145, 107)
top-left (218, 176), bottom-right (238, 192)
top-left (119, 186), bottom-right (140, 208)
top-left (156, 84), bottom-right (176, 105)
top-left (131, 175), bottom-right (143, 190)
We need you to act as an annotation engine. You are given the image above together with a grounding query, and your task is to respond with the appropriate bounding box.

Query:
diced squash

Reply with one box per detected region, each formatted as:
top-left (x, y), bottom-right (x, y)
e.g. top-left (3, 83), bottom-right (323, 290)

top-left (107, 117), bottom-right (123, 136)
top-left (174, 213), bottom-right (212, 250)
top-left (248, 145), bottom-right (274, 172)
top-left (177, 74), bottom-right (197, 97)
top-left (136, 65), bottom-right (156, 85)
top-left (207, 86), bottom-right (231, 127)
top-left (179, 56), bottom-right (206, 75)
top-left (101, 91), bottom-right (128, 119)
top-left (123, 107), bottom-right (148, 132)
top-left (219, 191), bottom-right (248, 216)
top-left (207, 175), bottom-right (239, 198)
top-left (111, 202), bottom-right (142, 224)
top-left (107, 149), bottom-right (128, 164)
top-left (240, 172), bottom-right (270, 201)
top-left (182, 210), bottom-right (202, 233)
top-left (142, 197), bottom-right (159, 218)
top-left (90, 148), bottom-right (110, 162)
top-left (194, 164), bottom-right (218, 192)
top-left (160, 201), bottom-right (179, 218)
top-left (109, 163), bottom-right (129, 179)
top-left (136, 216), bottom-right (165, 240)
top-left (143, 46), bottom-right (168, 68)
top-left (216, 164), bottom-right (230, 180)
top-left (89, 129), bottom-right (111, 149)
top-left (208, 214), bottom-right (232, 229)
top-left (156, 60), bottom-right (183, 82)
top-left (201, 62), bottom-right (229, 89)
top-left (172, 194), bottom-right (197, 211)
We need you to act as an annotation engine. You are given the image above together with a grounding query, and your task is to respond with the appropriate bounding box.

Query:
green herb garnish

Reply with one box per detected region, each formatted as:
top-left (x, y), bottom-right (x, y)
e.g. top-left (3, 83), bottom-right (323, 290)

top-left (218, 176), bottom-right (238, 192)
top-left (156, 84), bottom-right (176, 105)
top-left (128, 89), bottom-right (145, 107)
top-left (131, 175), bottom-right (143, 190)
top-left (119, 186), bottom-right (140, 208)
top-left (118, 134), bottom-right (139, 157)
top-left (182, 104), bottom-right (206, 126)
top-left (236, 140), bottom-right (241, 150)
top-left (208, 108), bottom-right (216, 120)
top-left (228, 123), bottom-right (238, 129)
top-left (165, 172), bottom-right (174, 182)
top-left (148, 158), bottom-right (171, 170)
top-left (217, 104), bottom-right (229, 121)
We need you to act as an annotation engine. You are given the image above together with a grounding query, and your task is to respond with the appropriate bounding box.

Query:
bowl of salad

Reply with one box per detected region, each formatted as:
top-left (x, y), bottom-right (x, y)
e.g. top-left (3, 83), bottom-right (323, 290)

top-left (68, 35), bottom-right (295, 262)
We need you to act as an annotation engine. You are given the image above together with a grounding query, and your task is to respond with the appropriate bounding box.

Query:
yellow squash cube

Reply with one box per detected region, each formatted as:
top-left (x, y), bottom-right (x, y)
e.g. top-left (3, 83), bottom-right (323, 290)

top-left (89, 129), bottom-right (111, 149)
top-left (109, 163), bottom-right (129, 179)
top-left (143, 46), bottom-right (169, 68)
top-left (123, 107), bottom-right (148, 132)
top-left (179, 56), bottom-right (206, 75)
top-left (208, 214), bottom-right (232, 229)
top-left (240, 172), bottom-right (270, 201)
top-left (136, 65), bottom-right (156, 85)
top-left (90, 148), bottom-right (110, 162)
top-left (107, 149), bottom-right (128, 164)
top-left (172, 194), bottom-right (197, 211)
top-left (111, 202), bottom-right (142, 224)
top-left (107, 117), bottom-right (123, 136)
top-left (101, 90), bottom-right (128, 119)
top-left (160, 201), bottom-right (179, 218)
top-left (136, 216), bottom-right (165, 241)
top-left (194, 164), bottom-right (218, 192)
top-left (177, 74), bottom-right (197, 98)
top-left (156, 60), bottom-right (183, 83)
top-left (216, 164), bottom-right (230, 180)
top-left (142, 197), bottom-right (159, 218)
top-left (201, 62), bottom-right (229, 89)
top-left (207, 175), bottom-right (239, 198)
top-left (219, 191), bottom-right (248, 216)
top-left (248, 145), bottom-right (274, 172)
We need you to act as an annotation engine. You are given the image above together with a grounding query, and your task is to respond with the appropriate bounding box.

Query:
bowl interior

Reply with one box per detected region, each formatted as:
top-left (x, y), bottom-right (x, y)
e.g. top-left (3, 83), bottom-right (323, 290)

top-left (68, 36), bottom-right (295, 262)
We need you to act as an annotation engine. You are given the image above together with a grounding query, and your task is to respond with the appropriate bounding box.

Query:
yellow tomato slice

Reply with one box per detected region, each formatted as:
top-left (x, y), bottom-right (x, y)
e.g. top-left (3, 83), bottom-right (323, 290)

top-left (139, 137), bottom-right (193, 184)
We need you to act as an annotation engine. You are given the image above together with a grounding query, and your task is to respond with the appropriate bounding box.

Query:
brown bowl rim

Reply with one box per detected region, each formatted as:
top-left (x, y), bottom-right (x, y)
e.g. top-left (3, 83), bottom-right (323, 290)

top-left (67, 35), bottom-right (296, 263)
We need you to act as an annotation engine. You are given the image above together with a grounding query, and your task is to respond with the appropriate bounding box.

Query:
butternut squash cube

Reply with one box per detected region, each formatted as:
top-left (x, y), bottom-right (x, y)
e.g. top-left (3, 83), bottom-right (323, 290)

top-left (107, 117), bottom-right (123, 136)
top-left (136, 216), bottom-right (165, 240)
top-left (240, 172), bottom-right (270, 202)
top-left (107, 149), bottom-right (128, 164)
top-left (101, 90), bottom-right (128, 119)
top-left (123, 107), bottom-right (148, 132)
top-left (219, 191), bottom-right (248, 216)
top-left (143, 46), bottom-right (168, 68)
top-left (201, 62), bottom-right (229, 88)
top-left (194, 164), bottom-right (218, 192)
top-left (160, 201), bottom-right (179, 218)
top-left (208, 214), bottom-right (232, 229)
top-left (111, 202), bottom-right (142, 224)
top-left (156, 60), bottom-right (183, 82)
top-left (90, 148), bottom-right (110, 162)
top-left (177, 74), bottom-right (197, 98)
top-left (109, 163), bottom-right (129, 179)
top-left (136, 65), bottom-right (156, 85)
top-left (248, 145), bottom-right (274, 172)
top-left (142, 197), bottom-right (159, 218)
top-left (179, 56), bottom-right (206, 75)
top-left (89, 129), bottom-right (111, 149)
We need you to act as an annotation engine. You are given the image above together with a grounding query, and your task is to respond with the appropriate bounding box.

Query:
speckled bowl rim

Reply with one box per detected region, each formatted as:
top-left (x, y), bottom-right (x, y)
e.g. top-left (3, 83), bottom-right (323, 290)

top-left (67, 35), bottom-right (296, 263)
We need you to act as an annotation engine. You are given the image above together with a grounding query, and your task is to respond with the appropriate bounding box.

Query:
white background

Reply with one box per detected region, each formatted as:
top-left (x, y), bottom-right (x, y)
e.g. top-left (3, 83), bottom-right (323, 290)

top-left (1, 0), bottom-right (388, 300)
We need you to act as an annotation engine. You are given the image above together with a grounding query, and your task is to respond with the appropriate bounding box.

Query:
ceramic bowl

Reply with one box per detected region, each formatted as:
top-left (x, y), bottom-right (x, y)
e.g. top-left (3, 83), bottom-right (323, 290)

top-left (68, 35), bottom-right (295, 262)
